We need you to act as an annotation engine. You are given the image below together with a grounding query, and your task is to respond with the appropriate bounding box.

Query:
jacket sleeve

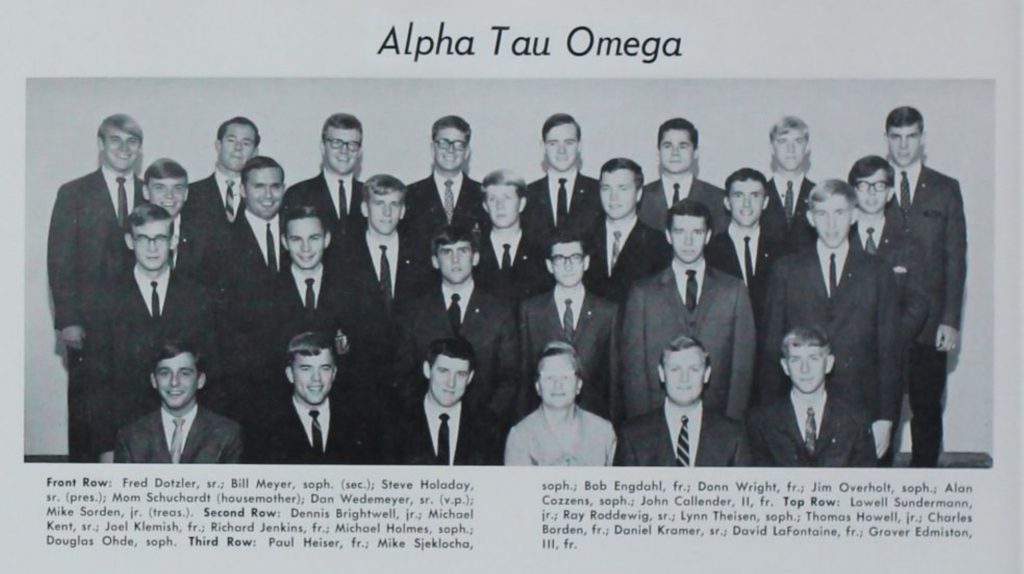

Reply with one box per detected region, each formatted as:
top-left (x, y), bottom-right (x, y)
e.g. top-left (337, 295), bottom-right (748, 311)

top-left (758, 263), bottom-right (789, 405)
top-left (727, 284), bottom-right (756, 420)
top-left (47, 183), bottom-right (82, 329)
top-left (620, 285), bottom-right (647, 418)
top-left (941, 179), bottom-right (967, 329)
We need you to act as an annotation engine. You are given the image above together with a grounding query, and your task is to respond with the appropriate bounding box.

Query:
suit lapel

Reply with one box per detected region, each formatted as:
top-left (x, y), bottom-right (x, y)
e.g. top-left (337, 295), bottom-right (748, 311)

top-left (459, 291), bottom-right (486, 340)
top-left (316, 174), bottom-right (342, 221)
top-left (814, 399), bottom-right (839, 452)
top-left (147, 413), bottom-right (173, 463)
top-left (178, 409), bottom-right (207, 463)
top-left (536, 178), bottom-right (556, 228)
top-left (591, 222), bottom-right (610, 276)
top-left (694, 268), bottom-right (722, 327)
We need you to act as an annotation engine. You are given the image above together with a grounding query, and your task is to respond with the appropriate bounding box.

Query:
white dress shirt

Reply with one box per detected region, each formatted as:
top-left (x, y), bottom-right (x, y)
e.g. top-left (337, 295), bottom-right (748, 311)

top-left (815, 240), bottom-right (850, 297)
top-left (366, 231), bottom-right (400, 283)
top-left (553, 284), bottom-right (586, 330)
top-left (671, 257), bottom-right (706, 308)
top-left (790, 389), bottom-right (827, 439)
top-left (727, 222), bottom-right (761, 285)
top-left (442, 280), bottom-right (475, 323)
top-left (215, 169), bottom-right (241, 215)
top-left (661, 173), bottom-right (694, 206)
top-left (133, 265), bottom-right (170, 316)
top-left (423, 396), bottom-right (462, 464)
top-left (605, 214), bottom-right (638, 274)
top-left (856, 213), bottom-right (886, 249)
top-left (291, 264), bottom-right (324, 307)
top-left (244, 210), bottom-right (281, 267)
top-left (664, 399), bottom-right (703, 463)
top-left (490, 227), bottom-right (522, 267)
top-left (890, 160), bottom-right (922, 206)
top-left (293, 397), bottom-right (331, 451)
top-left (547, 170), bottom-right (579, 220)
top-left (102, 166), bottom-right (137, 215)
top-left (323, 169), bottom-right (355, 216)
top-left (160, 404), bottom-right (198, 456)
top-left (433, 171), bottom-right (464, 208)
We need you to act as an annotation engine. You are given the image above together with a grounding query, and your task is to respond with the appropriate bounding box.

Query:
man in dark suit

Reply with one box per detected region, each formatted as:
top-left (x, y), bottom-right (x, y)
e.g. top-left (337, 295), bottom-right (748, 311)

top-left (115, 340), bottom-right (242, 464)
top-left (638, 118), bottom-right (728, 234)
top-left (622, 200), bottom-right (755, 421)
top-left (761, 116), bottom-right (816, 251)
top-left (476, 169), bottom-right (552, 309)
top-left (616, 335), bottom-right (750, 467)
top-left (384, 337), bottom-right (501, 465)
top-left (760, 180), bottom-right (900, 461)
top-left (519, 229), bottom-right (620, 421)
top-left (883, 106), bottom-right (967, 467)
top-left (521, 113), bottom-right (602, 242)
top-left (282, 113), bottom-right (366, 248)
top-left (583, 158), bottom-right (672, 305)
top-left (47, 114), bottom-right (145, 460)
top-left (184, 116), bottom-right (260, 231)
top-left (403, 115), bottom-right (487, 243)
top-left (747, 327), bottom-right (876, 467)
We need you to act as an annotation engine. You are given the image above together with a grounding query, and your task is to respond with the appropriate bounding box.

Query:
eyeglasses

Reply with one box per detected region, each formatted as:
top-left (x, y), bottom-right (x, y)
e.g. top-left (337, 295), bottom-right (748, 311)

top-left (854, 181), bottom-right (890, 195)
top-left (324, 138), bottom-right (362, 152)
top-left (133, 234), bottom-right (172, 248)
top-left (434, 138), bottom-right (468, 152)
top-left (550, 253), bottom-right (585, 267)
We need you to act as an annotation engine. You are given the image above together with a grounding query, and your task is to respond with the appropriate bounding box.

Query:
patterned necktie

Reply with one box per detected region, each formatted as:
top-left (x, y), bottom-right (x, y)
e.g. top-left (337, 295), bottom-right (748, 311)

top-left (685, 269), bottom-right (698, 312)
top-left (448, 293), bottom-right (462, 335)
top-left (225, 180), bottom-right (236, 220)
top-left (338, 179), bottom-right (348, 218)
top-left (610, 230), bottom-right (622, 274)
top-left (900, 171), bottom-right (911, 218)
top-left (743, 236), bottom-right (754, 286)
top-left (804, 407), bottom-right (817, 454)
top-left (170, 417), bottom-right (185, 464)
top-left (150, 281), bottom-right (160, 318)
top-left (557, 178), bottom-right (569, 227)
top-left (784, 180), bottom-right (795, 223)
top-left (501, 243), bottom-right (512, 270)
top-left (675, 415), bottom-right (690, 467)
top-left (865, 228), bottom-right (877, 255)
top-left (562, 298), bottom-right (575, 342)
top-left (436, 413), bottom-right (451, 465)
top-left (116, 176), bottom-right (129, 229)
top-left (304, 278), bottom-right (316, 312)
top-left (379, 245), bottom-right (393, 311)
top-left (443, 179), bottom-right (455, 224)
top-left (828, 253), bottom-right (837, 298)
top-left (310, 410), bottom-right (324, 453)
top-left (672, 182), bottom-right (681, 206)
top-left (266, 222), bottom-right (278, 274)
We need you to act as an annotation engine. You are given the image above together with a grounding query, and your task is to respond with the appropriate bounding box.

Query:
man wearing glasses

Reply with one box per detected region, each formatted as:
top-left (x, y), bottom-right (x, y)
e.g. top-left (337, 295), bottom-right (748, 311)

top-left (403, 115), bottom-right (487, 244)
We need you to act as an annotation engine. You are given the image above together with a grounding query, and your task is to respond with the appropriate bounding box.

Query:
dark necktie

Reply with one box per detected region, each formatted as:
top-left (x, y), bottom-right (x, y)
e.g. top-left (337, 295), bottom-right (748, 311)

top-left (784, 180), bottom-right (795, 223)
top-left (304, 278), bottom-right (316, 312)
top-left (865, 228), bottom-right (877, 255)
top-left (610, 230), bottom-right (622, 273)
top-left (116, 176), bottom-right (128, 229)
top-left (150, 280), bottom-right (160, 318)
top-left (562, 298), bottom-right (575, 342)
top-left (685, 269), bottom-right (698, 312)
top-left (804, 407), bottom-right (817, 454)
top-left (266, 222), bottom-right (278, 274)
top-left (828, 253), bottom-right (838, 298)
top-left (900, 170), bottom-right (911, 218)
top-left (310, 410), bottom-right (324, 453)
top-left (672, 182), bottom-right (681, 206)
top-left (443, 180), bottom-right (455, 224)
top-left (556, 178), bottom-right (568, 227)
top-left (447, 293), bottom-right (462, 335)
top-left (338, 179), bottom-right (348, 218)
top-left (436, 413), bottom-right (451, 465)
top-left (675, 415), bottom-right (690, 467)
top-left (379, 245), bottom-right (393, 310)
top-left (501, 243), bottom-right (512, 270)
top-left (225, 180), bottom-right (236, 220)
top-left (168, 221), bottom-right (177, 271)
top-left (743, 236), bottom-right (754, 286)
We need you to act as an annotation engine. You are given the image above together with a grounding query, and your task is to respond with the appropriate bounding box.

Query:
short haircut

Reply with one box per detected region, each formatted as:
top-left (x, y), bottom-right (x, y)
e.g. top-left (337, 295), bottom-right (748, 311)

top-left (723, 167), bottom-right (768, 195)
top-left (660, 335), bottom-right (710, 368)
top-left (97, 113), bottom-right (143, 142)
top-left (666, 198), bottom-right (713, 232)
top-left (541, 113), bottom-right (581, 140)
top-left (657, 117), bottom-right (699, 148)
top-left (426, 337), bottom-right (476, 370)
top-left (848, 155), bottom-right (895, 187)
top-left (808, 179), bottom-right (857, 206)
top-left (151, 339), bottom-right (205, 374)
top-left (482, 169), bottom-right (527, 199)
top-left (143, 158), bottom-right (188, 185)
top-left (281, 204), bottom-right (327, 235)
top-left (128, 202), bottom-right (172, 229)
top-left (547, 227), bottom-right (589, 258)
top-left (362, 173), bottom-right (406, 202)
top-left (216, 116), bottom-right (261, 147)
top-left (600, 157), bottom-right (644, 189)
top-left (537, 341), bottom-right (583, 379)
top-left (780, 326), bottom-right (831, 358)
top-left (241, 155), bottom-right (285, 186)
top-left (769, 116), bottom-right (809, 142)
top-left (430, 224), bottom-right (479, 256)
top-left (286, 331), bottom-right (336, 366)
top-left (431, 115), bottom-right (471, 144)
top-left (321, 113), bottom-right (363, 139)
top-left (885, 106), bottom-right (924, 132)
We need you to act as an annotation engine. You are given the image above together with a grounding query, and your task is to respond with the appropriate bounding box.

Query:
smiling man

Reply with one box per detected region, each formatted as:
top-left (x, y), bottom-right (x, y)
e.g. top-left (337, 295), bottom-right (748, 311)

top-left (186, 117), bottom-right (261, 229)
top-left (762, 116), bottom-right (817, 251)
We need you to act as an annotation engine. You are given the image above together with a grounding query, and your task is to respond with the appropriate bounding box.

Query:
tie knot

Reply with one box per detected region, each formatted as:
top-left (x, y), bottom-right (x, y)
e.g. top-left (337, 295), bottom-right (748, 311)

top-left (173, 417), bottom-right (184, 429)
top-left (673, 182), bottom-right (680, 191)
top-left (116, 176), bottom-right (126, 184)
top-left (564, 298), bottom-right (573, 307)
top-left (445, 179), bottom-right (453, 190)
top-left (830, 253), bottom-right (836, 263)
top-left (613, 230), bottom-right (622, 240)
top-left (867, 227), bottom-right (875, 236)
top-left (305, 278), bottom-right (315, 287)
top-left (786, 180), bottom-right (793, 191)
top-left (558, 178), bottom-right (567, 186)
top-left (680, 415), bottom-right (688, 425)
top-left (450, 293), bottom-right (461, 304)
top-left (439, 413), bottom-right (450, 423)
top-left (901, 170), bottom-right (908, 179)
top-left (744, 236), bottom-right (751, 245)
top-left (379, 245), bottom-right (388, 254)
top-left (226, 179), bottom-right (234, 190)
top-left (338, 179), bottom-right (346, 189)
top-left (806, 407), bottom-right (815, 417)
top-left (502, 243), bottom-right (511, 253)
top-left (151, 280), bottom-right (158, 288)
top-left (686, 269), bottom-right (697, 279)
top-left (309, 410), bottom-right (320, 420)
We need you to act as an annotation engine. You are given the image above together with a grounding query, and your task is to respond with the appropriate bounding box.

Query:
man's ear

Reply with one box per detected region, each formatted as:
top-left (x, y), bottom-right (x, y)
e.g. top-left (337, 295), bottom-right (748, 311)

top-left (465, 370), bottom-right (475, 385)
top-left (125, 232), bottom-right (135, 251)
top-left (431, 255), bottom-right (440, 270)
top-left (150, 374), bottom-right (158, 390)
top-left (422, 361), bottom-right (431, 380)
top-left (285, 366), bottom-right (294, 384)
top-left (657, 364), bottom-right (665, 384)
top-left (780, 358), bottom-right (791, 378)
top-left (196, 373), bottom-right (207, 390)
top-left (143, 185), bottom-right (152, 201)
top-left (825, 354), bottom-right (835, 375)
top-left (323, 230), bottom-right (332, 250)
top-left (582, 255), bottom-right (591, 272)
top-left (517, 196), bottom-right (527, 214)
top-left (471, 251), bottom-right (480, 268)
top-left (360, 202), bottom-right (369, 218)
top-left (702, 365), bottom-right (712, 385)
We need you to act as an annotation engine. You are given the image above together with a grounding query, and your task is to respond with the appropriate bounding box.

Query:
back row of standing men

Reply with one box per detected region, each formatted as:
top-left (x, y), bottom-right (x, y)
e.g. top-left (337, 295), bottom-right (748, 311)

top-left (47, 107), bottom-right (966, 466)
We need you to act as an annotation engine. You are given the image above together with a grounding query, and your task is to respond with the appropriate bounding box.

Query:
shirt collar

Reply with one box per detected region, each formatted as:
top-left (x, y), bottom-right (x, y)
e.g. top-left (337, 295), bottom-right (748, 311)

top-left (293, 395), bottom-right (331, 419)
top-left (664, 398), bottom-right (702, 420)
top-left (606, 213), bottom-right (638, 235)
top-left (816, 238), bottom-right (850, 262)
top-left (442, 279), bottom-right (474, 304)
top-left (554, 284), bottom-right (586, 304)
top-left (244, 208), bottom-right (279, 229)
top-left (101, 165), bottom-right (134, 191)
top-left (672, 256), bottom-right (705, 276)
top-left (434, 171), bottom-right (464, 193)
top-left (727, 222), bottom-right (760, 242)
top-left (291, 263), bottom-right (324, 282)
top-left (490, 226), bottom-right (522, 246)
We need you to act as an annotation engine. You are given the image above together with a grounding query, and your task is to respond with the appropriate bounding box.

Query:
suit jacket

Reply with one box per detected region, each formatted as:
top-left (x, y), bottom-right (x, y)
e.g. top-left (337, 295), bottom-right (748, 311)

top-left (172, 209), bottom-right (224, 290)
top-left (614, 409), bottom-right (751, 466)
top-left (884, 166), bottom-right (966, 343)
top-left (759, 248), bottom-right (901, 422)
top-left (257, 397), bottom-right (377, 464)
top-left (114, 407), bottom-right (243, 464)
top-left (403, 175), bottom-right (487, 242)
top-left (271, 264), bottom-right (356, 355)
top-left (582, 219), bottom-right (672, 305)
top-left (622, 266), bottom-right (755, 420)
top-left (705, 228), bottom-right (786, 326)
top-left (283, 172), bottom-right (366, 239)
top-left (521, 174), bottom-right (602, 242)
top-left (518, 290), bottom-right (620, 421)
top-left (746, 396), bottom-right (876, 467)
top-left (475, 233), bottom-right (553, 310)
top-left (185, 173), bottom-right (237, 233)
top-left (638, 178), bottom-right (728, 234)
top-left (761, 177), bottom-right (816, 252)
top-left (383, 400), bottom-right (502, 465)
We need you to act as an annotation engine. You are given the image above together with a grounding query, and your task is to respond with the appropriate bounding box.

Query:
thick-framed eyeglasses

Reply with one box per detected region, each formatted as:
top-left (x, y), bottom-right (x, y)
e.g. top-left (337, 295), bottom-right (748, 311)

top-left (323, 138), bottom-right (362, 152)
top-left (854, 181), bottom-right (890, 195)
top-left (434, 138), bottom-right (468, 152)
top-left (133, 234), bottom-right (172, 248)
top-left (550, 254), bottom-right (585, 267)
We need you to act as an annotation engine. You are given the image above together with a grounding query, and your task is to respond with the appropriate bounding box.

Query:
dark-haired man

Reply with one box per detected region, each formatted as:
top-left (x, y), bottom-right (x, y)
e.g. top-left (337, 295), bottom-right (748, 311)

top-left (186, 116), bottom-right (261, 229)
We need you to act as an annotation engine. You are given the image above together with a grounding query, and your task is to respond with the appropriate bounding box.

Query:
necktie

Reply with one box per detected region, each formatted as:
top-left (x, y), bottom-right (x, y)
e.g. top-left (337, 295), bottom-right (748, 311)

top-left (562, 298), bottom-right (575, 342)
top-left (556, 178), bottom-right (568, 227)
top-left (310, 410), bottom-right (324, 453)
top-left (225, 180), bottom-right (236, 220)
top-left (900, 170), bottom-right (911, 218)
top-left (379, 245), bottom-right (393, 310)
top-left (170, 417), bottom-right (185, 464)
top-left (784, 180), bottom-right (795, 223)
top-left (828, 253), bottom-right (838, 298)
top-left (743, 236), bottom-right (754, 286)
top-left (610, 230), bottom-right (622, 274)
top-left (150, 281), bottom-right (160, 318)
top-left (266, 222), bottom-right (278, 274)
top-left (685, 269), bottom-right (698, 312)
top-left (304, 278), bottom-right (316, 312)
top-left (501, 243), bottom-right (512, 270)
top-left (116, 176), bottom-right (129, 229)
top-left (675, 415), bottom-right (690, 467)
top-left (338, 179), bottom-right (348, 218)
top-left (865, 228), bottom-right (877, 255)
top-left (443, 179), bottom-right (455, 224)
top-left (436, 413), bottom-right (451, 465)
top-left (448, 293), bottom-right (462, 335)
top-left (672, 182), bottom-right (681, 206)
top-left (804, 407), bottom-right (817, 454)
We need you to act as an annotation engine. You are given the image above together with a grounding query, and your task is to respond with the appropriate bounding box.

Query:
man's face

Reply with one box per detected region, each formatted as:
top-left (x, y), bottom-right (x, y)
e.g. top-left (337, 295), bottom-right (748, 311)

top-left (361, 191), bottom-right (405, 236)
top-left (151, 352), bottom-right (206, 417)
top-left (853, 169), bottom-right (895, 216)
top-left (658, 129), bottom-right (698, 176)
top-left (780, 345), bottom-right (834, 395)
top-left (771, 128), bottom-right (809, 173)
top-left (287, 349), bottom-right (336, 408)
top-left (98, 127), bottom-right (142, 173)
top-left (432, 127), bottom-right (470, 174)
top-left (483, 184), bottom-right (525, 230)
top-left (659, 347), bottom-right (710, 408)
top-left (423, 354), bottom-right (474, 408)
top-left (321, 127), bottom-right (363, 177)
top-left (144, 176), bottom-right (189, 218)
top-left (668, 214), bottom-right (710, 265)
top-left (241, 167), bottom-right (286, 220)
top-left (535, 354), bottom-right (581, 410)
top-left (545, 241), bottom-right (590, 289)
top-left (886, 123), bottom-right (924, 168)
top-left (126, 219), bottom-right (176, 273)
top-left (808, 193), bottom-right (854, 249)
top-left (283, 216), bottom-right (330, 271)
top-left (215, 123), bottom-right (259, 174)
top-left (724, 179), bottom-right (769, 228)
top-left (543, 123), bottom-right (581, 173)
top-left (432, 240), bottom-right (478, 285)
top-left (599, 168), bottom-right (642, 221)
